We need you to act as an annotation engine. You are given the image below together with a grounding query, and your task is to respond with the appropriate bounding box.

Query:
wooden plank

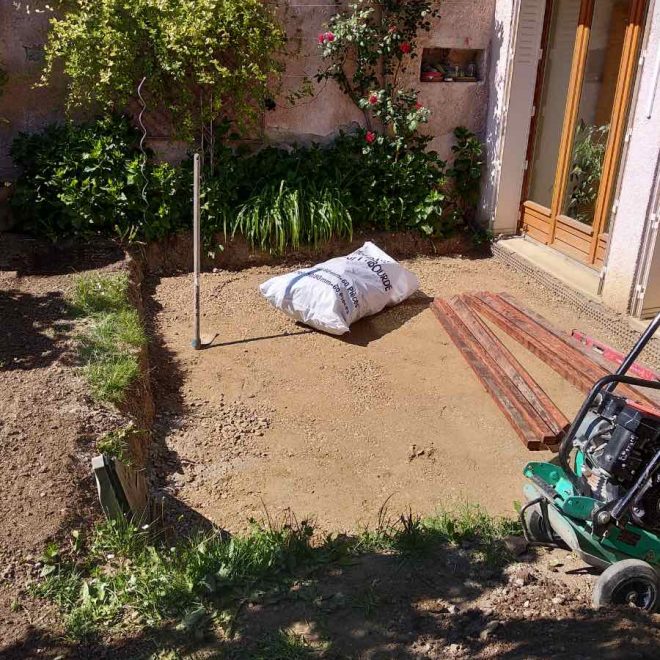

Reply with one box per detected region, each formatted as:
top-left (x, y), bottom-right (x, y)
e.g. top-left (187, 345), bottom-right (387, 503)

top-left (556, 214), bottom-right (594, 236)
top-left (521, 211), bottom-right (551, 234)
top-left (466, 293), bottom-right (597, 393)
top-left (523, 200), bottom-right (553, 217)
top-left (431, 299), bottom-right (545, 449)
top-left (553, 237), bottom-right (591, 262)
top-left (554, 226), bottom-right (591, 254)
top-left (523, 205), bottom-right (552, 223)
top-left (452, 295), bottom-right (568, 440)
top-left (525, 225), bottom-right (549, 244)
top-left (493, 292), bottom-right (657, 406)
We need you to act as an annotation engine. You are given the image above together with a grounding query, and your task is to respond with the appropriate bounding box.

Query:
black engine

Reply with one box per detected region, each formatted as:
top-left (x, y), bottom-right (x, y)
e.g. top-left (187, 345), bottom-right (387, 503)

top-left (578, 394), bottom-right (660, 531)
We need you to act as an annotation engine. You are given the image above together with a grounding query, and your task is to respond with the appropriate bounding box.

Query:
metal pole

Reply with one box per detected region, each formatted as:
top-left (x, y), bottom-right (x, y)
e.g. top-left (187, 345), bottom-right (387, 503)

top-left (191, 153), bottom-right (202, 350)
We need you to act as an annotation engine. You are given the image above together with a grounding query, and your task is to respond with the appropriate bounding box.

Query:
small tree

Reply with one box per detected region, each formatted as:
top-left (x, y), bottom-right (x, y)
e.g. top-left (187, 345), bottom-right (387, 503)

top-left (41, 0), bottom-right (286, 149)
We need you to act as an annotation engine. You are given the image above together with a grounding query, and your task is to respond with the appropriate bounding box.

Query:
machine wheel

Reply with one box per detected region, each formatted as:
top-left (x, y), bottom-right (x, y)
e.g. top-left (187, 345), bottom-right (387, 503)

top-left (522, 502), bottom-right (553, 543)
top-left (592, 559), bottom-right (659, 611)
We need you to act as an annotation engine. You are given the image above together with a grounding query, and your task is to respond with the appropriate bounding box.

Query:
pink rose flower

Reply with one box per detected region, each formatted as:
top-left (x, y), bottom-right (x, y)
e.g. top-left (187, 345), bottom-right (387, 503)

top-left (365, 131), bottom-right (377, 144)
top-left (400, 42), bottom-right (412, 54)
top-left (318, 33), bottom-right (325, 44)
top-left (324, 31), bottom-right (335, 42)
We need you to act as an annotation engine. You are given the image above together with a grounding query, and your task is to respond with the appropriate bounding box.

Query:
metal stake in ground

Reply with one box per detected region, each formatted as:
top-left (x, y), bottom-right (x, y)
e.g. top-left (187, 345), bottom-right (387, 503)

top-left (192, 153), bottom-right (202, 350)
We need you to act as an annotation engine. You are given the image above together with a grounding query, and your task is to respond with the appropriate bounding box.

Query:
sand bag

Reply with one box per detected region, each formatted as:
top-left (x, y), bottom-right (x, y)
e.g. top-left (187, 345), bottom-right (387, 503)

top-left (259, 242), bottom-right (419, 335)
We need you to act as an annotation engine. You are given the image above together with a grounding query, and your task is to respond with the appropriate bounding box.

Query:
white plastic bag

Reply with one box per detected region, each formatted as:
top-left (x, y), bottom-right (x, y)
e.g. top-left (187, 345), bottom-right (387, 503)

top-left (259, 242), bottom-right (419, 335)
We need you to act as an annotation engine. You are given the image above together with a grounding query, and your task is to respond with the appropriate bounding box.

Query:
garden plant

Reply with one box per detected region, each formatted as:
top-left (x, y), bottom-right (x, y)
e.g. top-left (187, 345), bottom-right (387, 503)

top-left (13, 0), bottom-right (484, 252)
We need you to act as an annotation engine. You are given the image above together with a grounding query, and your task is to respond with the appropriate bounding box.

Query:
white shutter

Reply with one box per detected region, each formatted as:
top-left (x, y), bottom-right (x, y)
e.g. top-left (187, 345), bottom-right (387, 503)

top-left (493, 0), bottom-right (547, 234)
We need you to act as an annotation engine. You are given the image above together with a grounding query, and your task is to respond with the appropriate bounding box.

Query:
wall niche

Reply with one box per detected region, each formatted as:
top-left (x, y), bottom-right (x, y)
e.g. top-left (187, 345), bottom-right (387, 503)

top-left (420, 48), bottom-right (485, 83)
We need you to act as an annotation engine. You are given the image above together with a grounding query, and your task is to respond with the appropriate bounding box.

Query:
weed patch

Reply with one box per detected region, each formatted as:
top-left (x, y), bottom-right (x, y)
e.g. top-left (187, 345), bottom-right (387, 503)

top-left (34, 505), bottom-right (518, 644)
top-left (73, 273), bottom-right (146, 405)
top-left (96, 425), bottom-right (143, 465)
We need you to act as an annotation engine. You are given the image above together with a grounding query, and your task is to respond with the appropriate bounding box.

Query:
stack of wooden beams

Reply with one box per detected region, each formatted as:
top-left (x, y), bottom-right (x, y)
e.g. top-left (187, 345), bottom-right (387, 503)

top-left (431, 292), bottom-right (656, 452)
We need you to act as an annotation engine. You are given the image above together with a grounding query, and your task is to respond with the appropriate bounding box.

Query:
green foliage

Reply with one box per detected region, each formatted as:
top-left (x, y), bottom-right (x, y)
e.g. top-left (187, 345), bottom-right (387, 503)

top-left (254, 630), bottom-right (321, 659)
top-left (566, 122), bottom-right (609, 225)
top-left (447, 126), bottom-right (485, 226)
top-left (10, 116), bottom-right (181, 242)
top-left (73, 273), bottom-right (146, 405)
top-left (42, 0), bottom-right (286, 141)
top-left (235, 182), bottom-right (353, 253)
top-left (11, 116), bottom-right (482, 248)
top-left (35, 504), bottom-right (518, 642)
top-left (96, 426), bottom-right (140, 465)
top-left (317, 0), bottom-right (438, 146)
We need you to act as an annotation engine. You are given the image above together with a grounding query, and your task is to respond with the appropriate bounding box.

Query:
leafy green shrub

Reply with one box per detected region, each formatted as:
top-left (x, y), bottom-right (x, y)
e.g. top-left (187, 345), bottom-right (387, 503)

top-left (11, 116), bottom-right (481, 250)
top-left (73, 273), bottom-right (146, 405)
top-left (41, 0), bottom-right (286, 142)
top-left (235, 182), bottom-right (353, 253)
top-left (11, 116), bottom-right (182, 242)
top-left (566, 122), bottom-right (609, 225)
top-left (446, 126), bottom-right (485, 227)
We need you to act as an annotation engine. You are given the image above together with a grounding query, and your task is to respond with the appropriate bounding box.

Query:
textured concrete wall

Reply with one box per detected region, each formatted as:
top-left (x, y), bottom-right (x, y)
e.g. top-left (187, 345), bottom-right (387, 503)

top-left (0, 2), bottom-right (65, 180)
top-left (268, 0), bottom-right (496, 159)
top-left (0, 1), bottom-right (495, 176)
top-left (601, 0), bottom-right (660, 314)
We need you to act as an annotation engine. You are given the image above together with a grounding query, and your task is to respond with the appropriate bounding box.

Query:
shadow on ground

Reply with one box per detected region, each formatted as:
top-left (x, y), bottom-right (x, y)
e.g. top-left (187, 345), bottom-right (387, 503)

top-left (0, 288), bottom-right (75, 371)
top-left (3, 534), bottom-right (659, 659)
top-left (341, 292), bottom-right (434, 347)
top-left (0, 234), bottom-right (125, 276)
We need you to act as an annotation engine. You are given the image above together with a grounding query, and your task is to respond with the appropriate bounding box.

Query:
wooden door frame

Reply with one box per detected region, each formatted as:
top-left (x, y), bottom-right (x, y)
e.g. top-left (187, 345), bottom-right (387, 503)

top-left (548, 0), bottom-right (595, 244)
top-left (519, 0), bottom-right (555, 206)
top-left (587, 0), bottom-right (647, 262)
top-left (520, 0), bottom-right (648, 268)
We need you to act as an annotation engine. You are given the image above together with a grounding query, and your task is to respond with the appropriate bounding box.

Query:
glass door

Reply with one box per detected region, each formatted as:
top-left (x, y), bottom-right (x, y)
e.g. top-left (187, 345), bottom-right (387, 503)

top-left (520, 0), bottom-right (647, 268)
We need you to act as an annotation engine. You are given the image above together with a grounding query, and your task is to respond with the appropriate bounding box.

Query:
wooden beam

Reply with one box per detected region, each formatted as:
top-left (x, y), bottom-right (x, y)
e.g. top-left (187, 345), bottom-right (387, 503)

top-left (466, 293), bottom-right (597, 393)
top-left (452, 295), bottom-right (568, 438)
top-left (474, 292), bottom-right (656, 406)
top-left (431, 298), bottom-right (553, 450)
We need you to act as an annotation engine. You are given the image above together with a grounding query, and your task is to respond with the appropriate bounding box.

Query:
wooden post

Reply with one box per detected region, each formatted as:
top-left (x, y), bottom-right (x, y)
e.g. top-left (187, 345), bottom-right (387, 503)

top-left (192, 153), bottom-right (201, 350)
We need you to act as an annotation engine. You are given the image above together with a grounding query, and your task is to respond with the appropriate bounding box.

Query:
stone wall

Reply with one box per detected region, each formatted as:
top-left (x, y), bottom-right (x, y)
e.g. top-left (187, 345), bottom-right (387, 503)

top-left (0, 1), bottom-right (496, 178)
top-left (267, 0), bottom-right (496, 158)
top-left (0, 2), bottom-right (65, 179)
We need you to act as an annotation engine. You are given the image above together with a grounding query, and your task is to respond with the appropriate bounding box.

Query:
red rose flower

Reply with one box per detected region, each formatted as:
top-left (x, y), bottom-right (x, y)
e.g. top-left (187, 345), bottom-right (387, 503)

top-left (415, 102), bottom-right (424, 110)
top-left (318, 33), bottom-right (326, 44)
top-left (365, 131), bottom-right (377, 144)
top-left (368, 93), bottom-right (379, 105)
top-left (324, 31), bottom-right (335, 42)
top-left (400, 42), bottom-right (412, 54)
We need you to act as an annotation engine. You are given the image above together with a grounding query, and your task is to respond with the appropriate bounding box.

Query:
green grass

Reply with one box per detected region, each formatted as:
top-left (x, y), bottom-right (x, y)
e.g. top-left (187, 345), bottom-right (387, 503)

top-left (253, 630), bottom-right (321, 659)
top-left (34, 505), bottom-right (519, 644)
top-left (73, 273), bottom-right (146, 405)
top-left (96, 426), bottom-right (142, 465)
top-left (234, 182), bottom-right (353, 254)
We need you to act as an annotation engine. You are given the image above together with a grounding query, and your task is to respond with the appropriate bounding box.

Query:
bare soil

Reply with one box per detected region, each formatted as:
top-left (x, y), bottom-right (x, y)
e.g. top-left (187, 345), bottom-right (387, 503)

top-left (0, 238), bottom-right (130, 656)
top-left (142, 251), bottom-right (660, 656)
top-left (147, 253), bottom-right (630, 533)
top-left (3, 236), bottom-right (659, 658)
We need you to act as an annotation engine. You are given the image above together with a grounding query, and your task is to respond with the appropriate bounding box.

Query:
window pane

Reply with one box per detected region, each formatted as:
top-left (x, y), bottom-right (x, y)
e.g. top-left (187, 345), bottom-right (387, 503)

top-left (527, 0), bottom-right (581, 209)
top-left (561, 0), bottom-right (631, 225)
